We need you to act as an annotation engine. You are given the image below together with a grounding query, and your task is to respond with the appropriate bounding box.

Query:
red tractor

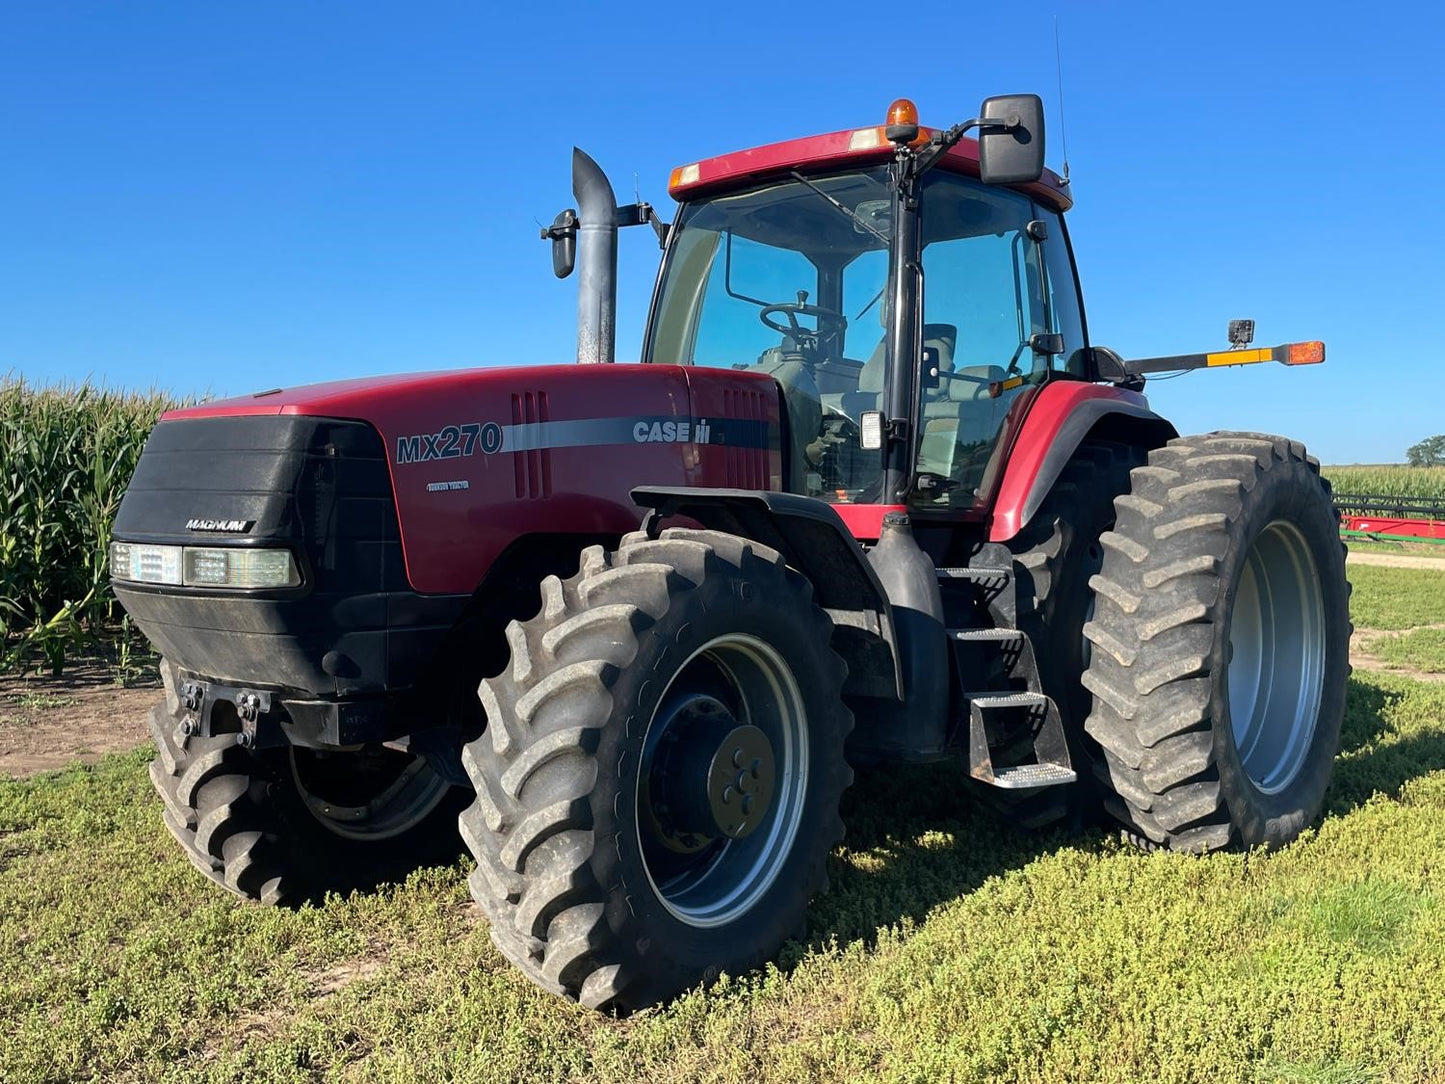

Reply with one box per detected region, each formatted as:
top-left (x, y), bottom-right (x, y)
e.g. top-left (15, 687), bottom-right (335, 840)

top-left (111, 95), bottom-right (1349, 1011)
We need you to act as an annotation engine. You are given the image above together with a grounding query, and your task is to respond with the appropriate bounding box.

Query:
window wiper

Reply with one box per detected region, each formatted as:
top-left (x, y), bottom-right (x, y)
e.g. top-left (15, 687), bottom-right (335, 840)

top-left (788, 171), bottom-right (890, 245)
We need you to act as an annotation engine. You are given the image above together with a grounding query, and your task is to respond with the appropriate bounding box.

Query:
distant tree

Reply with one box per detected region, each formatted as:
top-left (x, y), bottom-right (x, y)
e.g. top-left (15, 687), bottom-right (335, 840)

top-left (1407, 435), bottom-right (1445, 466)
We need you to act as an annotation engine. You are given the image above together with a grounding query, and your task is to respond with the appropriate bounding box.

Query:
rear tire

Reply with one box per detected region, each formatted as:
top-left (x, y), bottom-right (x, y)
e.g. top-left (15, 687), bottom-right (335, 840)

top-left (459, 528), bottom-right (852, 1012)
top-left (148, 666), bottom-right (465, 904)
top-left (1081, 433), bottom-right (1350, 851)
top-left (998, 441), bottom-right (1149, 826)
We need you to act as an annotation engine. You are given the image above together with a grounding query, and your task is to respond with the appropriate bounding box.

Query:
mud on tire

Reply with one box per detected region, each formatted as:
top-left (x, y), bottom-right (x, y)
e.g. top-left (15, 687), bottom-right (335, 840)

top-left (1081, 432), bottom-right (1351, 852)
top-left (459, 528), bottom-right (853, 1012)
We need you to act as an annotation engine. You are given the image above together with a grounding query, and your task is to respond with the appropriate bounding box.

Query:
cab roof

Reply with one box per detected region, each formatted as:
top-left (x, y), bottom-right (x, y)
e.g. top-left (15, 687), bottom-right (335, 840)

top-left (667, 124), bottom-right (1072, 212)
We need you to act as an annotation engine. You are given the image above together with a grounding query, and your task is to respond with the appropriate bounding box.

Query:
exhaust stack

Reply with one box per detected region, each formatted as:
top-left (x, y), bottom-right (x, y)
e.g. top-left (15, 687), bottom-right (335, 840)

top-left (572, 147), bottom-right (618, 365)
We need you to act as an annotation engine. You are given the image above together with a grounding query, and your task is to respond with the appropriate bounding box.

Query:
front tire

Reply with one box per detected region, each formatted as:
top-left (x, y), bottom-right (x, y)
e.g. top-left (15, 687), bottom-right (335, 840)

top-left (459, 528), bottom-right (852, 1012)
top-left (148, 666), bottom-right (464, 904)
top-left (1081, 433), bottom-right (1350, 851)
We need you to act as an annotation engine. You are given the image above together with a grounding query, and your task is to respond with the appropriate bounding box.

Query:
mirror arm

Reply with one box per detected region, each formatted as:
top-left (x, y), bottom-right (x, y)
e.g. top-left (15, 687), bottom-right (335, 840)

top-left (616, 202), bottom-right (670, 249)
top-left (911, 114), bottom-right (1021, 176)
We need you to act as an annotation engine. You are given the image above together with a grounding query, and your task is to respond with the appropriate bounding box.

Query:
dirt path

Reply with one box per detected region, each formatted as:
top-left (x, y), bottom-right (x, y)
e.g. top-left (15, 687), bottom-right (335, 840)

top-left (0, 665), bottom-right (158, 778)
top-left (2, 608), bottom-right (1440, 780)
top-left (1348, 624), bottom-right (1445, 683)
top-left (1347, 551), bottom-right (1445, 570)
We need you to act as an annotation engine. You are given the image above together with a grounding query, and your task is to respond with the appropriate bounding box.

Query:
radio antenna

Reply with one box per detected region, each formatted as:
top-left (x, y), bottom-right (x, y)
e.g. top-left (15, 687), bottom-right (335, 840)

top-left (1054, 16), bottom-right (1071, 186)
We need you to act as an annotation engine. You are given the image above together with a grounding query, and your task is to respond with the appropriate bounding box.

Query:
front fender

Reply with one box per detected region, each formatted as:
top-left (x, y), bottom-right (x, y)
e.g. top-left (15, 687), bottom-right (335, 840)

top-left (630, 486), bottom-right (903, 701)
top-left (987, 382), bottom-right (1176, 542)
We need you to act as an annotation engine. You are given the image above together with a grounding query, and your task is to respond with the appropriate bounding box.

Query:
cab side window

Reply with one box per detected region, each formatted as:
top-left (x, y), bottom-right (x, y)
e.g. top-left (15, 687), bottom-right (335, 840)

top-left (1034, 208), bottom-right (1088, 376)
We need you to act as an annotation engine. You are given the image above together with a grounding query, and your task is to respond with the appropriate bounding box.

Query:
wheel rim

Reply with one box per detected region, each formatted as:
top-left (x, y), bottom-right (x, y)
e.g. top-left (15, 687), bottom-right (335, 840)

top-left (636, 634), bottom-right (809, 928)
top-left (290, 746), bottom-right (452, 841)
top-left (1227, 520), bottom-right (1326, 793)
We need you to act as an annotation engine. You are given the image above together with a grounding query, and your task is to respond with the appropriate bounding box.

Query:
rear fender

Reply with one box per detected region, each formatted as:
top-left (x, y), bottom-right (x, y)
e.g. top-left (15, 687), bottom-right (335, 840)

top-left (631, 486), bottom-right (903, 700)
top-left (988, 383), bottom-right (1177, 542)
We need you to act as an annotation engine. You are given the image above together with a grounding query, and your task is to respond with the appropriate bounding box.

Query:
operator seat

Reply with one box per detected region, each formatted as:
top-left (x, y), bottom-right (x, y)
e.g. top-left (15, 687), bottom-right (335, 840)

top-left (749, 340), bottom-right (823, 495)
top-left (840, 322), bottom-right (958, 417)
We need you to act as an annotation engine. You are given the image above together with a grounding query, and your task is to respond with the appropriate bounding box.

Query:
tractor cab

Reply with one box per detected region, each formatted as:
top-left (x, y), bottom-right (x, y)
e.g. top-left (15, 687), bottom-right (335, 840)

top-left (642, 98), bottom-right (1084, 512)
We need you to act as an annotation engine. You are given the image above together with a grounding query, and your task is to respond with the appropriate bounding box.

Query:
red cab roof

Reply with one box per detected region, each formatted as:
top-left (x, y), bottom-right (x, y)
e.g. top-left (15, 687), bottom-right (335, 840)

top-left (668, 124), bottom-right (1071, 212)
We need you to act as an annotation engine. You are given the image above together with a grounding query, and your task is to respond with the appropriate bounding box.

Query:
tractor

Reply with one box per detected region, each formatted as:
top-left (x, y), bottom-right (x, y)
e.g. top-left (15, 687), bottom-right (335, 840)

top-left (110, 95), bottom-right (1350, 1012)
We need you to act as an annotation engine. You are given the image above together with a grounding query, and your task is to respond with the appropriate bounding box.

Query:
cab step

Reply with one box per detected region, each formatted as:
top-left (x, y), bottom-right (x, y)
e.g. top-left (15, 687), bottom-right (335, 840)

top-left (937, 566), bottom-right (1011, 581)
top-left (988, 763), bottom-right (1078, 789)
top-left (965, 691), bottom-right (1075, 790)
top-left (969, 691), bottom-right (1047, 709)
top-left (948, 628), bottom-right (1023, 643)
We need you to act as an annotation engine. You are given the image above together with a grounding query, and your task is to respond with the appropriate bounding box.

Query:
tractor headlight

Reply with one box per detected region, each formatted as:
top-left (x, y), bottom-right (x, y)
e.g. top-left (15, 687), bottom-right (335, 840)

top-left (182, 547), bottom-right (300, 588)
top-left (109, 541), bottom-right (183, 585)
top-left (110, 542), bottom-right (300, 589)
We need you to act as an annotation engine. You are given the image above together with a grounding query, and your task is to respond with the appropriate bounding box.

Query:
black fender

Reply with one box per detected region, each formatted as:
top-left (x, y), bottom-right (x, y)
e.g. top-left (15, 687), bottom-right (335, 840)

top-left (631, 486), bottom-right (903, 701)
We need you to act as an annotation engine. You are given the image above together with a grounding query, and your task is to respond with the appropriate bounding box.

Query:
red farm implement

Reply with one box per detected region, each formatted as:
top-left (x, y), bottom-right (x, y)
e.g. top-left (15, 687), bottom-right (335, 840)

top-left (1335, 493), bottom-right (1445, 544)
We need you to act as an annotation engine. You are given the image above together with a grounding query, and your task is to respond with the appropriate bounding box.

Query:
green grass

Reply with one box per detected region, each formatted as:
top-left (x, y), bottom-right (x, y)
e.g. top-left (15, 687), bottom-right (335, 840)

top-left (1347, 563), bottom-right (1445, 630)
top-left (1374, 628), bottom-right (1445, 674)
top-left (3, 671), bottom-right (1445, 1083)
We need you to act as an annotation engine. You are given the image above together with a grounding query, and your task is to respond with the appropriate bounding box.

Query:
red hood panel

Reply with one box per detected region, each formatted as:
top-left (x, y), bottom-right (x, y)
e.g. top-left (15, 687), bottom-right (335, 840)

top-left (162, 365), bottom-right (625, 421)
top-left (160, 364), bottom-right (783, 594)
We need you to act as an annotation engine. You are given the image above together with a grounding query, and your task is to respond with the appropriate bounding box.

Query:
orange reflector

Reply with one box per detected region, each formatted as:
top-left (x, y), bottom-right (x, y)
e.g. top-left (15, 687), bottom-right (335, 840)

top-left (668, 163), bottom-right (701, 192)
top-left (1286, 340), bottom-right (1326, 365)
top-left (887, 98), bottom-right (919, 128)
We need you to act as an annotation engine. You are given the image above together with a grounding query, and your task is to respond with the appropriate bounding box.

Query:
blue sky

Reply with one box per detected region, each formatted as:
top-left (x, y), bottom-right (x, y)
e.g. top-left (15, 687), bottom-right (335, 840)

top-left (2, 1), bottom-right (1440, 464)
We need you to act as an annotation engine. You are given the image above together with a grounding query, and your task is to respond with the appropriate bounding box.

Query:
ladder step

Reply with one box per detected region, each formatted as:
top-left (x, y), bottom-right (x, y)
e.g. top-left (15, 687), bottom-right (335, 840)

top-left (937, 566), bottom-right (1011, 581)
top-left (988, 763), bottom-right (1078, 789)
top-left (948, 628), bottom-right (1023, 643)
top-left (969, 692), bottom-right (1048, 709)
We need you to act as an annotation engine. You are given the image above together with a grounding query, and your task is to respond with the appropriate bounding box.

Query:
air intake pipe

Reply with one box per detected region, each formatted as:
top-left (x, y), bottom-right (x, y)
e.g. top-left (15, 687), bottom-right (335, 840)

top-left (572, 147), bottom-right (617, 365)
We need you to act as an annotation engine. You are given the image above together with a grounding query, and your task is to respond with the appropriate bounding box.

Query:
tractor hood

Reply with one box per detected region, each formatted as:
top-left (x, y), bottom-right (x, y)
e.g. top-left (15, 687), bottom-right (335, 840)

top-left (162, 365), bottom-right (645, 423)
top-left (153, 364), bottom-right (782, 595)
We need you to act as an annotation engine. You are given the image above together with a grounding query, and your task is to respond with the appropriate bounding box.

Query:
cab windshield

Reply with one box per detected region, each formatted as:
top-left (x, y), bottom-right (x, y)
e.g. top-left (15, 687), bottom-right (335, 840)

top-left (646, 169), bottom-right (893, 502)
top-left (646, 167), bottom-right (1085, 509)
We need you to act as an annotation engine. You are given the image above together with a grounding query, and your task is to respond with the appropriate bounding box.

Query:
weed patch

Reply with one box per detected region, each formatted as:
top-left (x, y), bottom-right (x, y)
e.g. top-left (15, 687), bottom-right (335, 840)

top-left (2, 672), bottom-right (1445, 1082)
top-left (1347, 564), bottom-right (1445, 630)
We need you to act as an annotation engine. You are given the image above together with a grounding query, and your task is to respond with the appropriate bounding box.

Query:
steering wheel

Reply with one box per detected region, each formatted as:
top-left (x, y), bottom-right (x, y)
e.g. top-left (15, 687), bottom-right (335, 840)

top-left (759, 298), bottom-right (847, 353)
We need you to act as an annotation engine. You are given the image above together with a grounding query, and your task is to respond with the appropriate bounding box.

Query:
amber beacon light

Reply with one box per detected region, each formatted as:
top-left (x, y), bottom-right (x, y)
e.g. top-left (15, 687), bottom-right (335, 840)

top-left (886, 98), bottom-right (919, 127)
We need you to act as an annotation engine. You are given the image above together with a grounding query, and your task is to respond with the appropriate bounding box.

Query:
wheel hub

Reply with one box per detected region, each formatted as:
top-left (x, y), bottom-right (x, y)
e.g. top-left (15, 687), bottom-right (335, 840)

top-left (650, 696), bottom-right (776, 841)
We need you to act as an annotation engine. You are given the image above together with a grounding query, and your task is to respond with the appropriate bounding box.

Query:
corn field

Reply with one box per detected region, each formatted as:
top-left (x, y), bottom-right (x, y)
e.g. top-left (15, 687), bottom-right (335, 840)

top-left (0, 379), bottom-right (177, 675)
top-left (1323, 465), bottom-right (1445, 499)
top-left (3, 379), bottom-right (1441, 678)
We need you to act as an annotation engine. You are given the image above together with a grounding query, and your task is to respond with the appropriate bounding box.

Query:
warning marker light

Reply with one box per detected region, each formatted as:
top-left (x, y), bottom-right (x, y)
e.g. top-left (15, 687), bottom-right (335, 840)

top-left (1285, 341), bottom-right (1326, 365)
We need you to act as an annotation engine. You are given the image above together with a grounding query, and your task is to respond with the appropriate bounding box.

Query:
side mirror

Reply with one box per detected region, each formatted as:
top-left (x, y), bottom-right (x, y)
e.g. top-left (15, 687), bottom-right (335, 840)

top-left (1089, 346), bottom-right (1145, 390)
top-left (542, 209), bottom-right (578, 279)
top-left (1029, 332), bottom-right (1065, 357)
top-left (977, 94), bottom-right (1045, 185)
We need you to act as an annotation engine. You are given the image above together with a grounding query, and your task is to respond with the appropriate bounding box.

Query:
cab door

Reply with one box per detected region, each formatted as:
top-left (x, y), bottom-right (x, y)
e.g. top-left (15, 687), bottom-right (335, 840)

top-left (910, 173), bottom-right (1084, 511)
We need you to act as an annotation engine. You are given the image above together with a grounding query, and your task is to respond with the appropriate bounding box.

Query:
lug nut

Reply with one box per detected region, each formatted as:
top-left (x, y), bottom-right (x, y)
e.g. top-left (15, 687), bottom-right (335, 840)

top-left (180, 718), bottom-right (195, 737)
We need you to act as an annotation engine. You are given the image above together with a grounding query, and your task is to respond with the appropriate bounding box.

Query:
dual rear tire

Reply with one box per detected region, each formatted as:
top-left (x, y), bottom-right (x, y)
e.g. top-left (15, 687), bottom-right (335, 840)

top-left (1081, 433), bottom-right (1351, 850)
